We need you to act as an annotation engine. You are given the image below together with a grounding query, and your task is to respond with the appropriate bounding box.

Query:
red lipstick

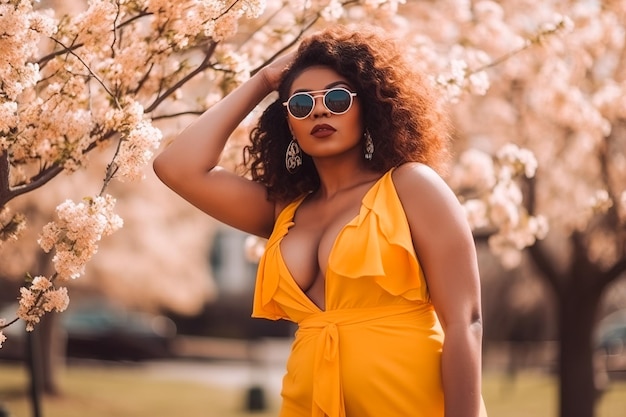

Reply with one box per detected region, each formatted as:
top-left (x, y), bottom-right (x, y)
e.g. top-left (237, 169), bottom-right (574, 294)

top-left (310, 124), bottom-right (336, 138)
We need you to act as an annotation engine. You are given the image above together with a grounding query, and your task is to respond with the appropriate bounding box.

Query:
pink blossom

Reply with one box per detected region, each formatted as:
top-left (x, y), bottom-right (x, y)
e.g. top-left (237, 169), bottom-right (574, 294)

top-left (115, 121), bottom-right (163, 182)
top-left (43, 287), bottom-right (70, 313)
top-left (38, 195), bottom-right (123, 280)
top-left (0, 327), bottom-right (6, 348)
top-left (31, 276), bottom-right (52, 292)
top-left (244, 235), bottom-right (267, 263)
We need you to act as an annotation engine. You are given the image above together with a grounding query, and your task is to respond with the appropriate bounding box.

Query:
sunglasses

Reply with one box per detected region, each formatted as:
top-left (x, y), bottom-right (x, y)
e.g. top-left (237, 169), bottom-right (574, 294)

top-left (283, 87), bottom-right (357, 119)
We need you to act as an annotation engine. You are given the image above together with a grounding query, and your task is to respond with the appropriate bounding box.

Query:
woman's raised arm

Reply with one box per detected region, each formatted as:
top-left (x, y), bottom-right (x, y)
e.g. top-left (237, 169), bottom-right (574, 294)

top-left (153, 56), bottom-right (292, 238)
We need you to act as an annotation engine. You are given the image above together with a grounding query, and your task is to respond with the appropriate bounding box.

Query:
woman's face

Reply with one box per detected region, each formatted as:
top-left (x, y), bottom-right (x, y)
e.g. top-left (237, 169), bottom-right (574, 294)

top-left (286, 66), bottom-right (363, 161)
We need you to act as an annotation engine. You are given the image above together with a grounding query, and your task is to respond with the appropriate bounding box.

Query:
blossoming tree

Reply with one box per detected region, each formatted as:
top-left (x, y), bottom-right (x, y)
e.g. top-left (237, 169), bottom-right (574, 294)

top-left (0, 0), bottom-right (539, 344)
top-left (0, 0), bottom-right (400, 340)
top-left (395, 2), bottom-right (625, 417)
top-left (1, 1), bottom-right (624, 417)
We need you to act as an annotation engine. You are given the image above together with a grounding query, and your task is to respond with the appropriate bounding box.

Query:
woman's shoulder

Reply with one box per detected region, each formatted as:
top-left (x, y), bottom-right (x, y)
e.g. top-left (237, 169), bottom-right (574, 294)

top-left (391, 162), bottom-right (459, 213)
top-left (391, 162), bottom-right (446, 191)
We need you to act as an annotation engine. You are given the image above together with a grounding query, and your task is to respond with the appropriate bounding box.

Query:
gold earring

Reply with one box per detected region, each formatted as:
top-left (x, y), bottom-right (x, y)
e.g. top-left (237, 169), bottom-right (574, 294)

top-left (285, 139), bottom-right (302, 173)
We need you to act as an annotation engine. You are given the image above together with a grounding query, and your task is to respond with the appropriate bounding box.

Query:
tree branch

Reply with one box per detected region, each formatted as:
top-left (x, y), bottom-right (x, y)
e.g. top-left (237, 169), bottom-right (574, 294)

top-left (527, 239), bottom-right (563, 295)
top-left (38, 42), bottom-right (83, 68)
top-left (524, 175), bottom-right (564, 294)
top-left (249, 7), bottom-right (325, 76)
top-left (152, 110), bottom-right (204, 121)
top-left (0, 128), bottom-right (118, 207)
top-left (599, 258), bottom-right (626, 288)
top-left (598, 129), bottom-right (621, 229)
top-left (0, 164), bottom-right (64, 208)
top-left (0, 151), bottom-right (9, 209)
top-left (145, 43), bottom-right (218, 114)
top-left (49, 37), bottom-right (118, 103)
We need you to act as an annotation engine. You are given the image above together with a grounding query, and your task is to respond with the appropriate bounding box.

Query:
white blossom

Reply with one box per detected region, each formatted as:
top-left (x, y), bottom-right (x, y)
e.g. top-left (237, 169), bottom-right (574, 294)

top-left (496, 144), bottom-right (538, 178)
top-left (38, 195), bottom-right (123, 280)
top-left (321, 0), bottom-right (344, 21)
top-left (43, 287), bottom-right (70, 313)
top-left (115, 121), bottom-right (163, 182)
top-left (588, 189), bottom-right (613, 214)
top-left (451, 148), bottom-right (496, 192)
top-left (31, 276), bottom-right (53, 292)
top-left (463, 199), bottom-right (489, 229)
top-left (245, 235), bottom-right (267, 263)
top-left (0, 318), bottom-right (6, 345)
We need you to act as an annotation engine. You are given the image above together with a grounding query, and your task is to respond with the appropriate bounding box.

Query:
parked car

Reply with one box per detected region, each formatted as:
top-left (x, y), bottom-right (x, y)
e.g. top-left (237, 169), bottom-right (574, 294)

top-left (595, 309), bottom-right (626, 379)
top-left (0, 300), bottom-right (176, 362)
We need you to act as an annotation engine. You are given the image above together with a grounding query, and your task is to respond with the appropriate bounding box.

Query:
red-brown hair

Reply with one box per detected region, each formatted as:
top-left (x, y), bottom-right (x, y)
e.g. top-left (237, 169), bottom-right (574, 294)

top-left (243, 25), bottom-right (451, 202)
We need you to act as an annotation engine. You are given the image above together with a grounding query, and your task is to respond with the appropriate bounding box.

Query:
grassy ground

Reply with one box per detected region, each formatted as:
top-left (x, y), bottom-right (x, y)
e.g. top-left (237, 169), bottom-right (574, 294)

top-left (0, 361), bottom-right (273, 417)
top-left (1, 362), bottom-right (625, 417)
top-left (482, 371), bottom-right (626, 417)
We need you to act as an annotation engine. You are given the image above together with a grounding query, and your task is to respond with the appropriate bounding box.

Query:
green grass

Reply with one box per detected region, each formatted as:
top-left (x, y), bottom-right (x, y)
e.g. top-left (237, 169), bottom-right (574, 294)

top-left (0, 362), bottom-right (278, 417)
top-left (1, 362), bottom-right (625, 417)
top-left (482, 371), bottom-right (626, 417)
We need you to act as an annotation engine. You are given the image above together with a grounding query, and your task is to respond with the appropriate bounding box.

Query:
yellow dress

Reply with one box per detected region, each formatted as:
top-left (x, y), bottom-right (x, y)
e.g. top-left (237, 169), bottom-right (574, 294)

top-left (253, 169), bottom-right (486, 417)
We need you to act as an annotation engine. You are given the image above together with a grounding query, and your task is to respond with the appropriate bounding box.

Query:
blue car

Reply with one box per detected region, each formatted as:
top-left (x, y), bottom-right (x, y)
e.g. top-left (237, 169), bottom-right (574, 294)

top-left (0, 300), bottom-right (177, 362)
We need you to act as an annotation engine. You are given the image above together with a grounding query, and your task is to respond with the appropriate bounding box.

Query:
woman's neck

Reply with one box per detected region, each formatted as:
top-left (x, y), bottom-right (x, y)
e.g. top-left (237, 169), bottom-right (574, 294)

top-left (312, 158), bottom-right (379, 200)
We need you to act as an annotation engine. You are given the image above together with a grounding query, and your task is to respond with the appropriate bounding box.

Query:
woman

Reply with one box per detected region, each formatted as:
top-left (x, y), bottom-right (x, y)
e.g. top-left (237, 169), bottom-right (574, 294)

top-left (154, 25), bottom-right (486, 417)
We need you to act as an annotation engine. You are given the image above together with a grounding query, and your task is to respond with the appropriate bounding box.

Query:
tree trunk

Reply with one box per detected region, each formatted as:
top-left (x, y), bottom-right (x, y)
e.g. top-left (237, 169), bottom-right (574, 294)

top-left (38, 312), bottom-right (66, 396)
top-left (26, 329), bottom-right (42, 417)
top-left (557, 279), bottom-right (602, 417)
top-left (30, 249), bottom-right (66, 397)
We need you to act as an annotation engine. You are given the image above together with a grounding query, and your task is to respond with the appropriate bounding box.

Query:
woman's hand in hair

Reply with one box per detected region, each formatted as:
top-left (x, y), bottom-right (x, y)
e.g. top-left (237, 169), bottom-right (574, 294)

top-left (260, 51), bottom-right (296, 91)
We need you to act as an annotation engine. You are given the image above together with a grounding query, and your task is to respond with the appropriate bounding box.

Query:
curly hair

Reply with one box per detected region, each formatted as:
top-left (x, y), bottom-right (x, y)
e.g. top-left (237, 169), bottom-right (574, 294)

top-left (243, 25), bottom-right (451, 203)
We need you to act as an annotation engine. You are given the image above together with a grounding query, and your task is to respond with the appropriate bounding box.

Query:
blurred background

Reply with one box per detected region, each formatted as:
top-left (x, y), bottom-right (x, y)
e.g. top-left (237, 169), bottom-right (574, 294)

top-left (3, 213), bottom-right (626, 417)
top-left (1, 1), bottom-right (626, 417)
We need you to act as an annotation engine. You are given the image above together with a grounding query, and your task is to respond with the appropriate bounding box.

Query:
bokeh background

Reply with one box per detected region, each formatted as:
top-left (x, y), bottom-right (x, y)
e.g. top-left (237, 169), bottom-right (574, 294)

top-left (1, 1), bottom-right (625, 417)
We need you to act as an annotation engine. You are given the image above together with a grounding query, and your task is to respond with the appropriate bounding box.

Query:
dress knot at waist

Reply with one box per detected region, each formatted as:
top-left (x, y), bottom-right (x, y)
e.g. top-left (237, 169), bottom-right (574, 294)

top-left (298, 304), bottom-right (430, 417)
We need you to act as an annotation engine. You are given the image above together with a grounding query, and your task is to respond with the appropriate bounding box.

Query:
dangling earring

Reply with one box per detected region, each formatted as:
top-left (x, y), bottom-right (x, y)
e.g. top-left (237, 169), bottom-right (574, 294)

top-left (285, 138), bottom-right (302, 173)
top-left (364, 130), bottom-right (374, 160)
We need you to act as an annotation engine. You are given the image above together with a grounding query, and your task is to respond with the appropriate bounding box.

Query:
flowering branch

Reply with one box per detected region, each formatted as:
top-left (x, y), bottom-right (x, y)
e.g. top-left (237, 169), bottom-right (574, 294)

top-left (2, 0), bottom-right (588, 353)
top-left (436, 14), bottom-right (574, 102)
top-left (473, 15), bottom-right (574, 74)
top-left (449, 145), bottom-right (548, 268)
top-left (1, 0), bottom-right (305, 347)
top-left (49, 37), bottom-right (119, 103)
top-left (0, 163), bottom-right (64, 207)
top-left (145, 43), bottom-right (217, 113)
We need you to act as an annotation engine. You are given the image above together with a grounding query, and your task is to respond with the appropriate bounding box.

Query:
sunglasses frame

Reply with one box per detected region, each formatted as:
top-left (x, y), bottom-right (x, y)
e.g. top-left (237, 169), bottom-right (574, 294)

top-left (283, 87), bottom-right (357, 119)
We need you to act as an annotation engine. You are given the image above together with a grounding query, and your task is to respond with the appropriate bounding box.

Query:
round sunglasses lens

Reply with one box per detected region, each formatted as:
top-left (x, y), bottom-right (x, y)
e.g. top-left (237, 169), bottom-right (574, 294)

top-left (288, 94), bottom-right (314, 118)
top-left (325, 89), bottom-right (352, 114)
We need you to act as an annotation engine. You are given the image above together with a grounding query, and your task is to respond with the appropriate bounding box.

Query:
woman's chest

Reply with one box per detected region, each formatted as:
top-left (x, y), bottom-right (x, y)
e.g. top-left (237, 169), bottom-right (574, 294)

top-left (279, 197), bottom-right (362, 293)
